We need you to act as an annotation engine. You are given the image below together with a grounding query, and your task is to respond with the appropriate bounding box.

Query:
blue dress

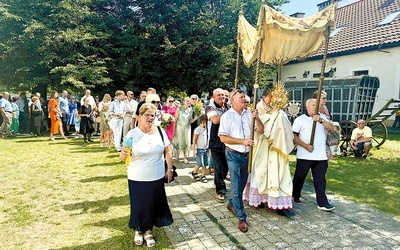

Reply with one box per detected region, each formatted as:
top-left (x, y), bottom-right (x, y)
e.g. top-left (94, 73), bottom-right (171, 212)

top-left (67, 102), bottom-right (77, 125)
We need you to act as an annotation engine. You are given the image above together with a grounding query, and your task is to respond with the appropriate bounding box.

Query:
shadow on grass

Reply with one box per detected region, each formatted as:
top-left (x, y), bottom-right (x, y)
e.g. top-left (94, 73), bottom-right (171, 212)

top-left (52, 216), bottom-right (133, 250)
top-left (52, 216), bottom-right (170, 250)
top-left (70, 147), bottom-right (111, 153)
top-left (83, 161), bottom-right (122, 168)
top-left (63, 195), bottom-right (129, 215)
top-left (80, 174), bottom-right (126, 183)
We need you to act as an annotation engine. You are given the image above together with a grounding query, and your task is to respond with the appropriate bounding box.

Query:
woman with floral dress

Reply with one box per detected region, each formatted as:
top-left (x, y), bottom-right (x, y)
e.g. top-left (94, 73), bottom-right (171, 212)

top-left (162, 96), bottom-right (178, 143)
top-left (173, 97), bottom-right (197, 163)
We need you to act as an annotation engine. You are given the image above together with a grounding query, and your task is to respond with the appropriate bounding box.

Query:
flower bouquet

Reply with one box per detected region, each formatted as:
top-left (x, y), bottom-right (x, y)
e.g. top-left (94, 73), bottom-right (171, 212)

top-left (192, 101), bottom-right (204, 117)
top-left (161, 112), bottom-right (174, 129)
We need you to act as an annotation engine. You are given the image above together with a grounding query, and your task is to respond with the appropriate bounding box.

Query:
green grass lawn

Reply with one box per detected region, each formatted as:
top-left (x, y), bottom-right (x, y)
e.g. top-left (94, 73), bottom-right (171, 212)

top-left (1, 133), bottom-right (399, 249)
top-left (289, 133), bottom-right (400, 216)
top-left (0, 136), bottom-right (171, 249)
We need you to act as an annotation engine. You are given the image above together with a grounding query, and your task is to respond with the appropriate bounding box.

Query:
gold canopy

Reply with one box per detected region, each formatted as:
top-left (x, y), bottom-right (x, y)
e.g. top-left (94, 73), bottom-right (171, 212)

top-left (237, 4), bottom-right (335, 67)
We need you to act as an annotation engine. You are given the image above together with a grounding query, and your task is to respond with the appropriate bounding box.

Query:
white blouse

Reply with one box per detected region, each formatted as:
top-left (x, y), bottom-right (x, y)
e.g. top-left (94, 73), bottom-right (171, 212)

top-left (126, 127), bottom-right (169, 181)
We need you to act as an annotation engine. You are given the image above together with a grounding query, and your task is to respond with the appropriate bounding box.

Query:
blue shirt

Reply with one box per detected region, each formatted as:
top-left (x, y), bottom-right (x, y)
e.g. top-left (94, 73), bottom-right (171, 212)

top-left (0, 98), bottom-right (13, 112)
top-left (109, 99), bottom-right (126, 117)
top-left (58, 96), bottom-right (70, 115)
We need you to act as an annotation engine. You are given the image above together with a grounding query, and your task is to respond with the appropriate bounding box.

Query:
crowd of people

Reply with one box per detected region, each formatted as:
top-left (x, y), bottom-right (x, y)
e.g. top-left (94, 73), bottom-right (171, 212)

top-left (2, 85), bottom-right (352, 245)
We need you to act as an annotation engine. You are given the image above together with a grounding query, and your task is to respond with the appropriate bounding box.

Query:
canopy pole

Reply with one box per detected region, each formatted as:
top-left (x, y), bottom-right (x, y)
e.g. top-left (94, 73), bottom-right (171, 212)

top-left (234, 41), bottom-right (241, 90)
top-left (234, 10), bottom-right (244, 90)
top-left (248, 4), bottom-right (265, 173)
top-left (277, 65), bottom-right (282, 82)
top-left (310, 25), bottom-right (332, 146)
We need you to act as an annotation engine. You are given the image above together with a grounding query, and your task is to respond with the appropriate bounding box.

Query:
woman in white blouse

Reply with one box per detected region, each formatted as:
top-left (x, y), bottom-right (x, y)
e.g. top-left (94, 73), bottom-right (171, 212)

top-left (120, 103), bottom-right (173, 248)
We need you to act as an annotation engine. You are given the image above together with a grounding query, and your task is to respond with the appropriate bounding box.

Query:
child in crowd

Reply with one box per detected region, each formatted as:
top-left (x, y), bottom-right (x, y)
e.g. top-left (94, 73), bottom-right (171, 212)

top-left (329, 121), bottom-right (342, 156)
top-left (191, 114), bottom-right (208, 183)
top-left (99, 104), bottom-right (112, 147)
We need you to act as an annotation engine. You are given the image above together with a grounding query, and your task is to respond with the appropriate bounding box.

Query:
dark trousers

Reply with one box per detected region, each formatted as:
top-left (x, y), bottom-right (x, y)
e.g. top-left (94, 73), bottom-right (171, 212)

top-left (211, 149), bottom-right (228, 196)
top-left (292, 159), bottom-right (329, 207)
top-left (61, 114), bottom-right (69, 135)
top-left (19, 112), bottom-right (27, 132)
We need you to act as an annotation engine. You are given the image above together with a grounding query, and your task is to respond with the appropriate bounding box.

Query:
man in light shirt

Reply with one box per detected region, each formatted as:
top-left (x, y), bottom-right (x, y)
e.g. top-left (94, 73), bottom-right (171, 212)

top-left (0, 92), bottom-right (13, 137)
top-left (109, 90), bottom-right (126, 151)
top-left (123, 91), bottom-right (138, 136)
top-left (80, 89), bottom-right (95, 108)
top-left (218, 89), bottom-right (263, 233)
top-left (59, 90), bottom-right (70, 135)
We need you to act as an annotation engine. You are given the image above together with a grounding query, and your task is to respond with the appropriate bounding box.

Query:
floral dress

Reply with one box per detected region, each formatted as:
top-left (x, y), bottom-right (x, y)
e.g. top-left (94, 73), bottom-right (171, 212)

top-left (162, 105), bottom-right (177, 141)
top-left (67, 101), bottom-right (77, 125)
top-left (173, 106), bottom-right (192, 153)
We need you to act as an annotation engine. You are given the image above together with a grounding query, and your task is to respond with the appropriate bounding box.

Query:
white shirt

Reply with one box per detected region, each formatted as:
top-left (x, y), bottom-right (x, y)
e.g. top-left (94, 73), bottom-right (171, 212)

top-left (80, 95), bottom-right (95, 107)
top-left (292, 113), bottom-right (328, 160)
top-left (126, 127), bottom-right (170, 181)
top-left (124, 99), bottom-right (138, 118)
top-left (0, 98), bottom-right (12, 112)
top-left (109, 99), bottom-right (126, 118)
top-left (194, 126), bottom-right (208, 149)
top-left (218, 108), bottom-right (251, 153)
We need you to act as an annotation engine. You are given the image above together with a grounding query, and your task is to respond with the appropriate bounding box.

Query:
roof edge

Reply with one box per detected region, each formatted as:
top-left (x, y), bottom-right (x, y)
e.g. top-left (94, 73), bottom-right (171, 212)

top-left (287, 41), bottom-right (400, 65)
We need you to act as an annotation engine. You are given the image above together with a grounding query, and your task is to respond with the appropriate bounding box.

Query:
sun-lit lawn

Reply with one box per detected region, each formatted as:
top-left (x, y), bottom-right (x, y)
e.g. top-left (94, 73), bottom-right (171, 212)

top-left (0, 136), bottom-right (172, 250)
top-left (290, 133), bottom-right (400, 216)
top-left (1, 133), bottom-right (399, 249)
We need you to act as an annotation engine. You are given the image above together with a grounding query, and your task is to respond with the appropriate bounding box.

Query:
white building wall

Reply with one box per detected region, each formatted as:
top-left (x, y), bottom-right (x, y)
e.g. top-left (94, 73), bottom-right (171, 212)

top-left (281, 47), bottom-right (400, 121)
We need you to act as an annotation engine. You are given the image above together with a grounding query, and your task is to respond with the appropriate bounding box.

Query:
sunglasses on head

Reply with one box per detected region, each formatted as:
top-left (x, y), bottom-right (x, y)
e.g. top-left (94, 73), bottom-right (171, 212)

top-left (230, 89), bottom-right (244, 98)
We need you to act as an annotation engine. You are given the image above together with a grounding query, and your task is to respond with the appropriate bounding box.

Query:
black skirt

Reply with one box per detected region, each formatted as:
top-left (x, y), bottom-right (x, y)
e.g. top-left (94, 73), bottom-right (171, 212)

top-left (128, 178), bottom-right (173, 233)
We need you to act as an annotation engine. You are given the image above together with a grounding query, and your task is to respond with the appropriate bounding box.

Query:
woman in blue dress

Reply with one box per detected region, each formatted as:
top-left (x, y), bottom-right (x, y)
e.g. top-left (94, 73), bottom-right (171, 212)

top-left (67, 96), bottom-right (78, 134)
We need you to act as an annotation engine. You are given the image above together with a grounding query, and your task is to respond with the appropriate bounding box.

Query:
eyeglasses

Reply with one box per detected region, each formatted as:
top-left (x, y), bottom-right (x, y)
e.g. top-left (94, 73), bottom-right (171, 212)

top-left (143, 113), bottom-right (155, 118)
top-left (191, 98), bottom-right (197, 100)
top-left (169, 100), bottom-right (174, 103)
top-left (151, 100), bottom-right (160, 104)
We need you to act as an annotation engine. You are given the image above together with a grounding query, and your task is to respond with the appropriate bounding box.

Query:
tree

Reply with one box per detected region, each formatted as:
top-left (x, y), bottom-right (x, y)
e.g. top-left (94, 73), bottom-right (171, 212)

top-left (0, 0), bottom-right (290, 97)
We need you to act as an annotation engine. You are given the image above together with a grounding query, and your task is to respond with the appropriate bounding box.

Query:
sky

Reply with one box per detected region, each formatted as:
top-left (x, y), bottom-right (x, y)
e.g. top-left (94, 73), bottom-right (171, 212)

top-left (280, 0), bottom-right (359, 17)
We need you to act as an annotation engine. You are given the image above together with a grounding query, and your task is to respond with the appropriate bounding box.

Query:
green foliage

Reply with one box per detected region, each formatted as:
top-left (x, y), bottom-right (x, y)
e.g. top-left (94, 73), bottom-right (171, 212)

top-left (0, 0), bottom-right (289, 96)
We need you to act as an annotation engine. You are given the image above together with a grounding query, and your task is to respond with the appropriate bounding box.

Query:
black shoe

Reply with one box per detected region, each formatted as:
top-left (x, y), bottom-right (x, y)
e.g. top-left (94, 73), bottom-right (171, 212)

top-left (293, 198), bottom-right (301, 204)
top-left (317, 204), bottom-right (335, 211)
top-left (88, 139), bottom-right (93, 142)
top-left (277, 209), bottom-right (295, 218)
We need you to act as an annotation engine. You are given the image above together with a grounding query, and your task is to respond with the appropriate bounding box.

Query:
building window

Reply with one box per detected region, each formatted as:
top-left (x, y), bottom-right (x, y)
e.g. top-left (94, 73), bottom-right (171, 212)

top-left (377, 11), bottom-right (400, 26)
top-left (312, 72), bottom-right (330, 78)
top-left (353, 70), bottom-right (369, 76)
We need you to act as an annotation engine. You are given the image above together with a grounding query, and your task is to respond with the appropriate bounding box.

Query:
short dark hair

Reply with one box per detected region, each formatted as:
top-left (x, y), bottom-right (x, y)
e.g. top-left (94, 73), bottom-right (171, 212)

top-left (199, 114), bottom-right (207, 123)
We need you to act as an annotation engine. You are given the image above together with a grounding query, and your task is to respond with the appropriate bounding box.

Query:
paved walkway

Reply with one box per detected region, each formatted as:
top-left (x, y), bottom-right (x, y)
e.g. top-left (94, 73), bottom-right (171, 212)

top-left (164, 159), bottom-right (400, 250)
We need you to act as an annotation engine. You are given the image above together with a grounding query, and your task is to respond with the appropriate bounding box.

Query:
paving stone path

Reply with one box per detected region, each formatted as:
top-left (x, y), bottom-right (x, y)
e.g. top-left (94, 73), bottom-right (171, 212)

top-left (164, 160), bottom-right (400, 250)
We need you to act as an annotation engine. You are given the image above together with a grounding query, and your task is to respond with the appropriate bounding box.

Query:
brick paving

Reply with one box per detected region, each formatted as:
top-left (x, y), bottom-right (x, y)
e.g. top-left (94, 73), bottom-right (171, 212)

top-left (164, 159), bottom-right (400, 250)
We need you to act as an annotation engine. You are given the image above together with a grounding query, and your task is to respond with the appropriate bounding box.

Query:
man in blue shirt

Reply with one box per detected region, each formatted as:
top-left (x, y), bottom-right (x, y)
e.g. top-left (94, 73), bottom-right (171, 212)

top-left (0, 92), bottom-right (13, 137)
top-left (59, 90), bottom-right (70, 135)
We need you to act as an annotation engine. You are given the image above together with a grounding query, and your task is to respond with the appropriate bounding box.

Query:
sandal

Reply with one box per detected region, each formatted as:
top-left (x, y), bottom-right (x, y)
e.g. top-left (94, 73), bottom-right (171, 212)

top-left (144, 234), bottom-right (155, 248)
top-left (201, 176), bottom-right (208, 183)
top-left (191, 172), bottom-right (200, 181)
top-left (134, 231), bottom-right (143, 246)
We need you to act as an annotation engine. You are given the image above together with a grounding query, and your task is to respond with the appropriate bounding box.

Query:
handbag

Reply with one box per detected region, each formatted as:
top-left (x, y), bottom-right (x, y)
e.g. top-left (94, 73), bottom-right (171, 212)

top-left (326, 130), bottom-right (340, 146)
top-left (157, 126), bottom-right (178, 183)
